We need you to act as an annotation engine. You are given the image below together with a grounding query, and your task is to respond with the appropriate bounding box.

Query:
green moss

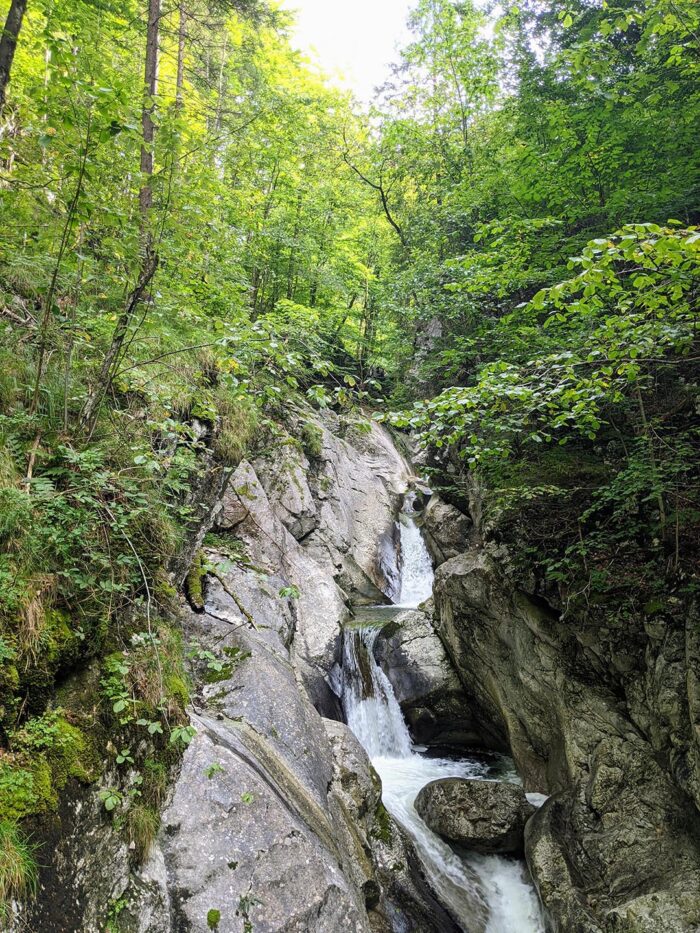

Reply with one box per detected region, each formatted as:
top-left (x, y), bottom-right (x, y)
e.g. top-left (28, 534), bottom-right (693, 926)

top-left (0, 709), bottom-right (100, 822)
top-left (0, 639), bottom-right (19, 731)
top-left (185, 550), bottom-right (206, 612)
top-left (371, 801), bottom-right (393, 844)
top-left (0, 760), bottom-right (54, 821)
top-left (300, 422), bottom-right (323, 461)
top-left (164, 671), bottom-right (190, 709)
top-left (203, 663), bottom-right (235, 684)
top-left (43, 610), bottom-right (82, 670)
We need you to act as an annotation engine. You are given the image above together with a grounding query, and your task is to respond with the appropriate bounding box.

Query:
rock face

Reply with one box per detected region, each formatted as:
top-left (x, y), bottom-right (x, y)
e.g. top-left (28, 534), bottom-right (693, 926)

top-left (373, 606), bottom-right (477, 747)
top-left (251, 411), bottom-right (411, 606)
top-left (13, 413), bottom-right (453, 933)
top-left (111, 416), bottom-right (451, 933)
top-left (415, 778), bottom-right (534, 855)
top-left (433, 547), bottom-right (700, 932)
top-left (420, 496), bottom-right (473, 566)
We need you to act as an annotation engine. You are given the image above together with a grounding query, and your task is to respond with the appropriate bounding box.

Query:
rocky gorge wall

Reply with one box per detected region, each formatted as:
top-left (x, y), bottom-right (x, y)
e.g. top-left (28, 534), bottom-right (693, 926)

top-left (9, 405), bottom-right (698, 933)
top-left (418, 491), bottom-right (700, 932)
top-left (7, 412), bottom-right (460, 933)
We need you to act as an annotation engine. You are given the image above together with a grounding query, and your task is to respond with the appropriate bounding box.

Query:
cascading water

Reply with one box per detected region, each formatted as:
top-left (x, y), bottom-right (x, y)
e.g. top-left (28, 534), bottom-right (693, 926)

top-left (342, 493), bottom-right (545, 933)
top-left (396, 493), bottom-right (434, 607)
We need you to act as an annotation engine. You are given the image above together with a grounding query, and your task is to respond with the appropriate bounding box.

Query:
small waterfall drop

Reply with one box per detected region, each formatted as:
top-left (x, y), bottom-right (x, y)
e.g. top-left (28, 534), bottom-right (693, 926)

top-left (397, 493), bottom-right (434, 607)
top-left (342, 493), bottom-right (545, 933)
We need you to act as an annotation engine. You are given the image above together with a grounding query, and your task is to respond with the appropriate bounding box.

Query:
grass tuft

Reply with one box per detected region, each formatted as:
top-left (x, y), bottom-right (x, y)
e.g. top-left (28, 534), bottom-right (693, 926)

top-left (0, 820), bottom-right (37, 915)
top-left (126, 804), bottom-right (160, 863)
top-left (213, 395), bottom-right (259, 467)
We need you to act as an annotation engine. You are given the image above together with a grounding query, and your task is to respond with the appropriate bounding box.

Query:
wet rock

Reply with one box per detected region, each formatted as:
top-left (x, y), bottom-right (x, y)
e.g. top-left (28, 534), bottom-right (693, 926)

top-left (433, 550), bottom-right (700, 931)
top-left (415, 778), bottom-right (534, 854)
top-left (420, 496), bottom-right (473, 566)
top-left (373, 607), bottom-right (478, 747)
top-left (323, 719), bottom-right (463, 933)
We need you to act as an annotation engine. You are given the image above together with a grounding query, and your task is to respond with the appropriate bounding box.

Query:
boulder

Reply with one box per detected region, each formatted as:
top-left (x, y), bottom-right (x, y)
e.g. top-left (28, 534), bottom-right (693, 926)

top-left (415, 778), bottom-right (534, 854)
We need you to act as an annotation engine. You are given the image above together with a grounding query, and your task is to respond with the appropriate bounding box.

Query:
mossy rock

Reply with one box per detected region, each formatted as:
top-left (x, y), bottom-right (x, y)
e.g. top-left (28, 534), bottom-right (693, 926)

top-left (185, 551), bottom-right (206, 612)
top-left (164, 671), bottom-right (190, 709)
top-left (0, 710), bottom-right (100, 822)
top-left (371, 801), bottom-right (393, 844)
top-left (0, 760), bottom-right (54, 821)
top-left (300, 422), bottom-right (324, 461)
top-left (17, 609), bottom-right (85, 714)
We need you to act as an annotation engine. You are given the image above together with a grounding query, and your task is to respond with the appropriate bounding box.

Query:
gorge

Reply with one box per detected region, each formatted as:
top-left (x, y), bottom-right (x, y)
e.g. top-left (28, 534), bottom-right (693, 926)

top-left (0, 0), bottom-right (698, 930)
top-left (4, 410), bottom-right (698, 932)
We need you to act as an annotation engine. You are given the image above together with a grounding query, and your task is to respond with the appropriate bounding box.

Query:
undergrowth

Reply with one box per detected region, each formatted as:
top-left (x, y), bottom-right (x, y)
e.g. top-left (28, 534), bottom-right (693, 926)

top-left (0, 337), bottom-right (259, 915)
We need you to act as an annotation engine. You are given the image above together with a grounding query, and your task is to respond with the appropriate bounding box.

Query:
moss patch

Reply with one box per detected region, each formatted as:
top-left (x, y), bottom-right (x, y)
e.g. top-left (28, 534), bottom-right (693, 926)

top-left (0, 710), bottom-right (100, 822)
top-left (185, 550), bottom-right (206, 612)
top-left (371, 801), bottom-right (393, 844)
top-left (300, 421), bottom-right (324, 461)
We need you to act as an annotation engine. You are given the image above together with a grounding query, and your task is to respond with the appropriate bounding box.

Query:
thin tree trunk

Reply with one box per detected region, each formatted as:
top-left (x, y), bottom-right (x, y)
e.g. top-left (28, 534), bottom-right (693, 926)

top-left (215, 31), bottom-right (229, 131)
top-left (80, 250), bottom-right (159, 433)
top-left (81, 0), bottom-right (161, 432)
top-left (140, 0), bottom-right (161, 225)
top-left (175, 2), bottom-right (187, 109)
top-left (31, 113), bottom-right (93, 414)
top-left (636, 386), bottom-right (667, 539)
top-left (286, 190), bottom-right (303, 300)
top-left (0, 0), bottom-right (28, 113)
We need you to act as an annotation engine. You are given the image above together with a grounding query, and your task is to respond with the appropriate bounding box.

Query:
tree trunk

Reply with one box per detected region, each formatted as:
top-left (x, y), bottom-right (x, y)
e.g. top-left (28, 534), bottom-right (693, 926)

top-left (286, 190), bottom-right (303, 300)
top-left (81, 0), bottom-right (161, 432)
top-left (80, 250), bottom-right (159, 433)
top-left (140, 0), bottom-right (161, 224)
top-left (175, 3), bottom-right (187, 109)
top-left (0, 0), bottom-right (28, 112)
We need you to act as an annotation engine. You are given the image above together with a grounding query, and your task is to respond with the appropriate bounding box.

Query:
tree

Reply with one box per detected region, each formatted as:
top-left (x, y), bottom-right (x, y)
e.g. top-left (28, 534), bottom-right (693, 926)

top-left (0, 0), bottom-right (28, 112)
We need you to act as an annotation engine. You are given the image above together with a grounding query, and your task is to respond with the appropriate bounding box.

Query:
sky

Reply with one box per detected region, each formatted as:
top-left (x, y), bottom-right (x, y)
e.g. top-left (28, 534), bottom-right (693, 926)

top-left (281, 0), bottom-right (415, 103)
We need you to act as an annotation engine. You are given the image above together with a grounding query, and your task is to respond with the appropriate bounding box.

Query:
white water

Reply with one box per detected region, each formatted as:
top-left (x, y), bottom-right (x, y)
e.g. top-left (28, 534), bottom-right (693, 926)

top-left (343, 498), bottom-right (544, 933)
top-left (397, 499), bottom-right (434, 607)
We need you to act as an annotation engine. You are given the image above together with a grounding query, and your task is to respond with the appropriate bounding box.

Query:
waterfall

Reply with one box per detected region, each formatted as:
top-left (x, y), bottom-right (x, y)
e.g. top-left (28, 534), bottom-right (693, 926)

top-left (343, 625), bottom-right (413, 759)
top-left (397, 493), bottom-right (434, 607)
top-left (342, 496), bottom-right (545, 933)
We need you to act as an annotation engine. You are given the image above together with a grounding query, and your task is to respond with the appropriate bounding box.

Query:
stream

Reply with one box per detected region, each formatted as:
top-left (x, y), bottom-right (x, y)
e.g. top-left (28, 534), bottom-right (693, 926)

top-left (342, 495), bottom-right (545, 933)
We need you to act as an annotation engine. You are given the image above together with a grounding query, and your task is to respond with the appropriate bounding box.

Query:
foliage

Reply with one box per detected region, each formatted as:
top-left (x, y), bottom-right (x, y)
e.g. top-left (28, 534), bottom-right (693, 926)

top-left (0, 820), bottom-right (37, 916)
top-left (391, 225), bottom-right (699, 462)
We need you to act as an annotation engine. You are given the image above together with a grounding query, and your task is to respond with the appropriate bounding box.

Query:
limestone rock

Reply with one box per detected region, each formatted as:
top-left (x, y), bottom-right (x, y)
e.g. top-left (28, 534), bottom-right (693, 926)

top-left (373, 607), bottom-right (477, 746)
top-left (415, 778), bottom-right (534, 854)
top-left (433, 550), bottom-right (700, 932)
top-left (255, 413), bottom-right (411, 605)
top-left (420, 496), bottom-right (473, 566)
